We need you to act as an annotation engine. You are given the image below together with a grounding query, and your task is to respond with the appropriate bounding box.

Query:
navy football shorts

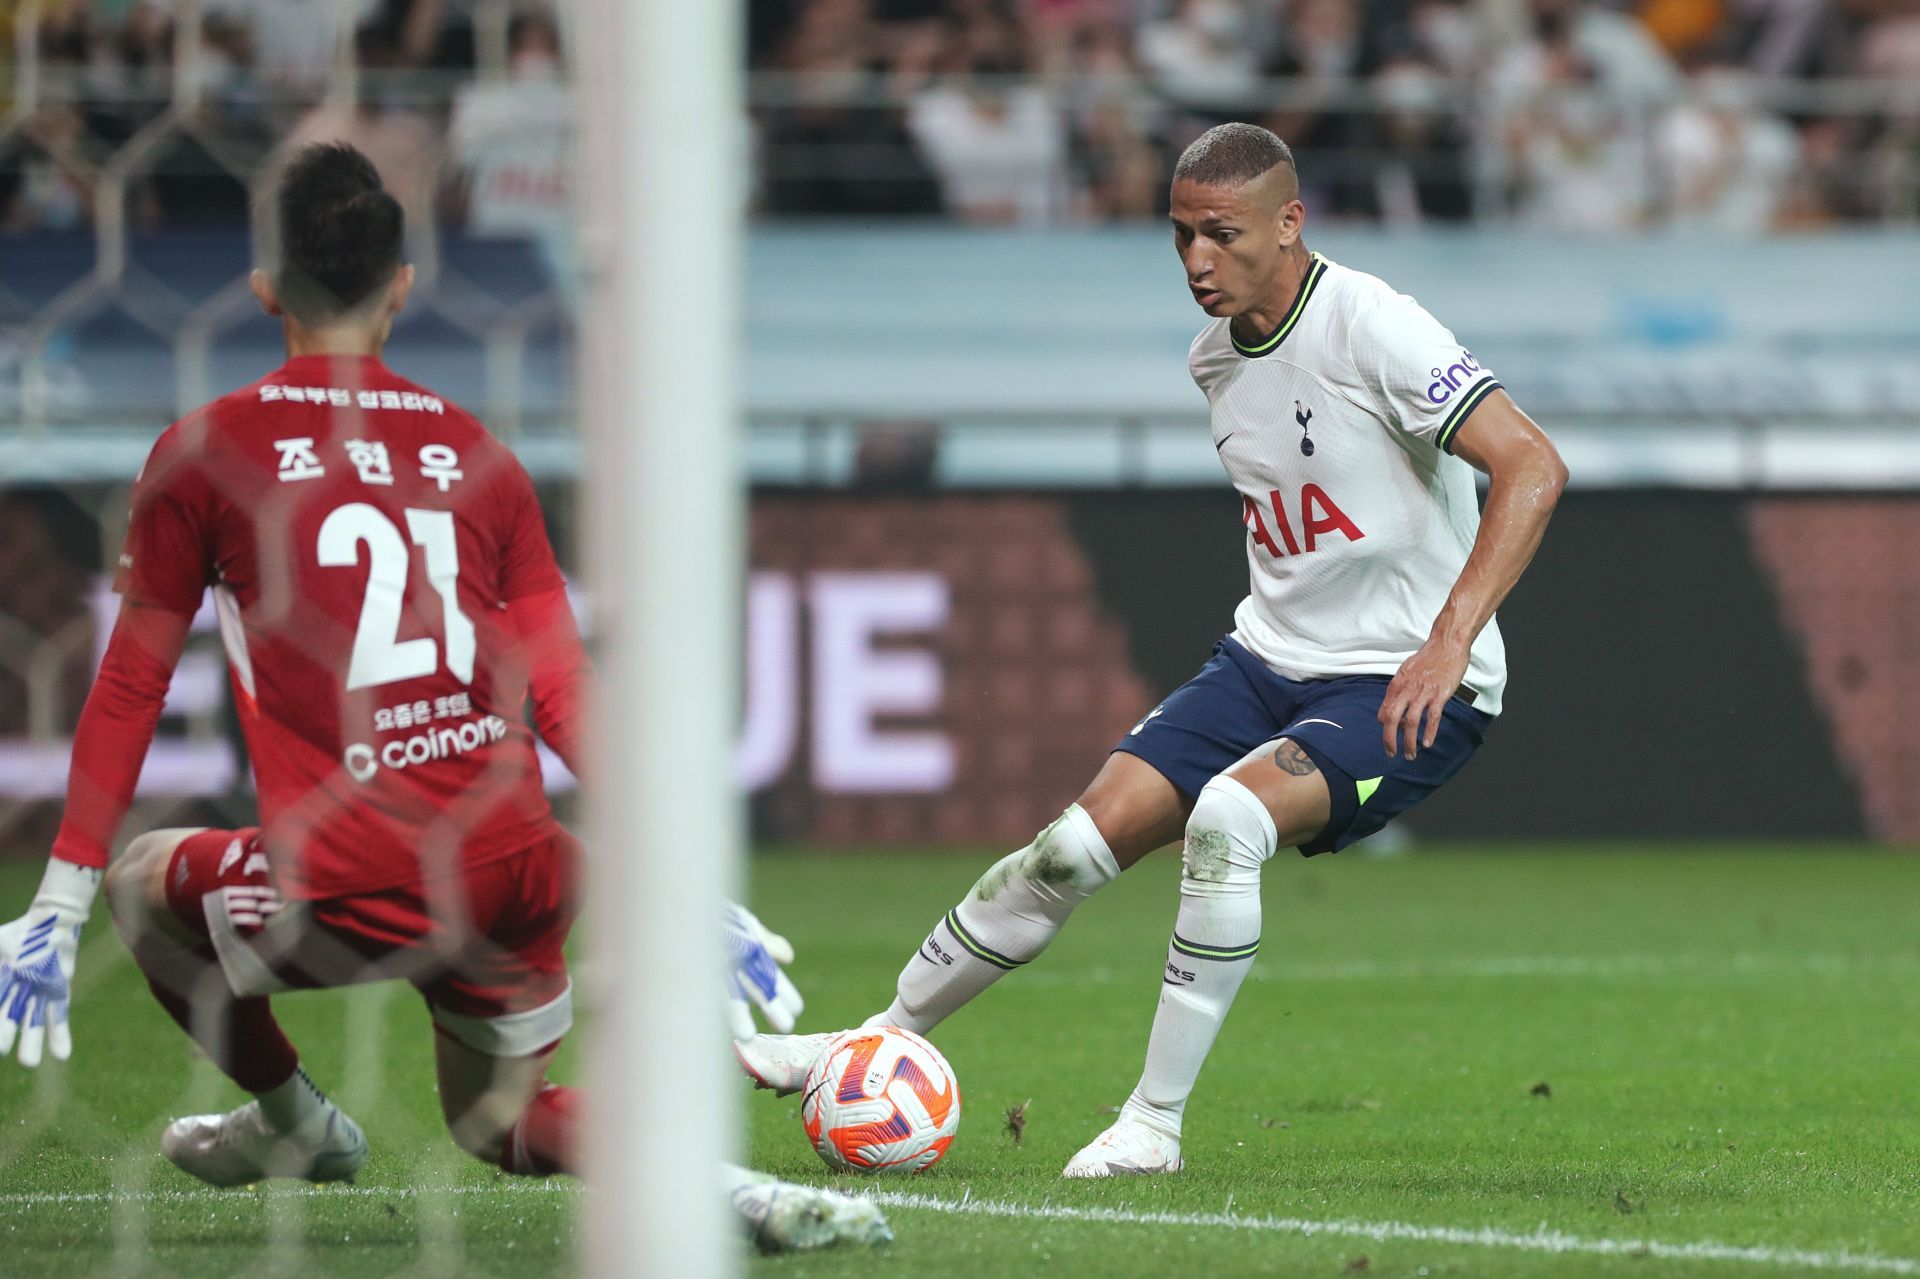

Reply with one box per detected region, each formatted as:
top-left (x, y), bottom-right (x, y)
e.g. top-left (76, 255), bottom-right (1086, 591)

top-left (1113, 637), bottom-right (1493, 856)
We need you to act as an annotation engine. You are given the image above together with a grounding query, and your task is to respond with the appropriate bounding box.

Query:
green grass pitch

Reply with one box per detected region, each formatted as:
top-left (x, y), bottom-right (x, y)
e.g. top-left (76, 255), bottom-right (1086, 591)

top-left (1, 846), bottom-right (1917, 1276)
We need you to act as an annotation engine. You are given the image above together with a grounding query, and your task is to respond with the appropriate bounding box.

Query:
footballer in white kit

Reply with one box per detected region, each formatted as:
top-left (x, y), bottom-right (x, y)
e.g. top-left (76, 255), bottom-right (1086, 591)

top-left (739, 122), bottom-right (1568, 1180)
top-left (1194, 247), bottom-right (1508, 718)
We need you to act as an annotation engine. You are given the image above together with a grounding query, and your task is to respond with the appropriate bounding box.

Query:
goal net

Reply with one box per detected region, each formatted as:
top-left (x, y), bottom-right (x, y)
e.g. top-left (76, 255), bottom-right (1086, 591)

top-left (0, 1), bottom-right (738, 1273)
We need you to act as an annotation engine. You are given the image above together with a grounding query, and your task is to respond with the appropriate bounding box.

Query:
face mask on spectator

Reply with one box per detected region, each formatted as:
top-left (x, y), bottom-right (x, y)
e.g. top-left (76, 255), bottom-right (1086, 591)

top-left (513, 52), bottom-right (560, 82)
top-left (1190, 0), bottom-right (1244, 45)
top-left (1552, 91), bottom-right (1612, 140)
top-left (1377, 65), bottom-right (1443, 117)
top-left (1414, 4), bottom-right (1478, 77)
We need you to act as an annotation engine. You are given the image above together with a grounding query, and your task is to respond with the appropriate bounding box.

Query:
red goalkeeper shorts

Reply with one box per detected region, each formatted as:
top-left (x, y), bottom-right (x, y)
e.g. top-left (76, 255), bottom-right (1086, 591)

top-left (164, 827), bottom-right (579, 1058)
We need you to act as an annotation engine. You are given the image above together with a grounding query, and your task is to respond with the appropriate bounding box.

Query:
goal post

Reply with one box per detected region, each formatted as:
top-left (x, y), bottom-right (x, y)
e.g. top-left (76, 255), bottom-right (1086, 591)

top-left (576, 0), bottom-right (745, 1273)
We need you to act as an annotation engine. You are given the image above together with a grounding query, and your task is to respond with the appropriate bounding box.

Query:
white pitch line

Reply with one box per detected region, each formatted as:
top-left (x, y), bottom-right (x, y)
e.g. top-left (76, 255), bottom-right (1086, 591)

top-left (1247, 953), bottom-right (1920, 983)
top-left (1253, 953), bottom-right (1920, 983)
top-left (0, 1181), bottom-right (573, 1209)
top-left (5, 1179), bottom-right (1915, 1276)
top-left (858, 1191), bottom-right (1920, 1276)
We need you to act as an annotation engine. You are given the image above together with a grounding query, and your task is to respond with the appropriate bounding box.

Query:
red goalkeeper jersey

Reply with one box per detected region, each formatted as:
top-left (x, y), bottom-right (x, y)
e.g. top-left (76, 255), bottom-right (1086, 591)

top-left (56, 354), bottom-right (587, 899)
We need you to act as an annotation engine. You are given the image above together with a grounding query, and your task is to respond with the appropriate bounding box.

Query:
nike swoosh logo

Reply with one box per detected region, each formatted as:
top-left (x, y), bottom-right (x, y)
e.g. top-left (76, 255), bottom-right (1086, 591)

top-left (1214, 433), bottom-right (1235, 451)
top-left (1289, 718), bottom-right (1342, 731)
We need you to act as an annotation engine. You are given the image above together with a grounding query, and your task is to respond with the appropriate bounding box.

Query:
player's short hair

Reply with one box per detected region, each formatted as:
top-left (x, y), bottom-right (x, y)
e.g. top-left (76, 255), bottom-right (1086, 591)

top-left (271, 143), bottom-right (405, 321)
top-left (1173, 123), bottom-right (1297, 190)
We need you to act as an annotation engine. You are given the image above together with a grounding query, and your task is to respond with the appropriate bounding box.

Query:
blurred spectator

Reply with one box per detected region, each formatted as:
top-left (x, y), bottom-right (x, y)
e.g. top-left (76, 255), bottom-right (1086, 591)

top-left (754, 0), bottom-right (945, 214)
top-left (1360, 51), bottom-right (1475, 224)
top-left (448, 10), bottom-right (570, 237)
top-left (1491, 0), bottom-right (1682, 110)
top-left (190, 11), bottom-right (260, 109)
top-left (1263, 0), bottom-right (1379, 216)
top-left (1498, 27), bottom-right (1656, 231)
top-left (756, 105), bottom-right (947, 216)
top-left (1721, 0), bottom-right (1835, 77)
top-left (357, 0), bottom-right (474, 71)
top-left (2, 108), bottom-right (95, 233)
top-left (1791, 115), bottom-right (1869, 224)
top-left (782, 0), bottom-right (877, 77)
top-left (1859, 9), bottom-right (1920, 118)
top-left (1489, 0), bottom-right (1681, 231)
top-left (1854, 5), bottom-right (1920, 221)
top-left (32, 2), bottom-right (93, 67)
top-left (1025, 0), bottom-right (1117, 75)
top-left (1136, 0), bottom-right (1265, 116)
top-left (1065, 20), bottom-right (1165, 221)
top-left (203, 0), bottom-right (380, 96)
top-left (288, 37), bottom-right (441, 234)
top-left (0, 489), bottom-right (100, 740)
top-left (13, 0), bottom-right (1920, 232)
top-left (1405, 0), bottom-right (1492, 79)
top-left (1654, 62), bottom-right (1799, 232)
top-left (28, 1), bottom-right (174, 152)
top-left (750, 0), bottom-right (811, 67)
top-left (907, 54), bottom-right (1068, 223)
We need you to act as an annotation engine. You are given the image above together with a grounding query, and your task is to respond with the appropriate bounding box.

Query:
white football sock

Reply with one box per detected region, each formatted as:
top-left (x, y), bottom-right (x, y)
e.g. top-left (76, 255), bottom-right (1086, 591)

top-left (256, 1064), bottom-right (333, 1140)
top-left (873, 805), bottom-right (1118, 1033)
top-left (719, 1161), bottom-right (766, 1198)
top-left (1124, 774), bottom-right (1275, 1137)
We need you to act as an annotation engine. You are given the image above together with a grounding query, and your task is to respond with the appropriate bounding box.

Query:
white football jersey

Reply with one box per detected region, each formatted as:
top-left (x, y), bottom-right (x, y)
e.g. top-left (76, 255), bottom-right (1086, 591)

top-left (1191, 251), bottom-right (1507, 714)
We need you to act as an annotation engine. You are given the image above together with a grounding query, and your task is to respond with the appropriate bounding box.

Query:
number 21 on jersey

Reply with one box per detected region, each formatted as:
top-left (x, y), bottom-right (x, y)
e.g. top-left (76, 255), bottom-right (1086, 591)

top-left (317, 503), bottom-right (477, 690)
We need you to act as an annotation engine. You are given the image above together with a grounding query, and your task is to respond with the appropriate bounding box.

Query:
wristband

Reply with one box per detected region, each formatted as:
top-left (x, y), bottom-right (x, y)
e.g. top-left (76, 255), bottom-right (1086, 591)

top-left (33, 858), bottom-right (102, 920)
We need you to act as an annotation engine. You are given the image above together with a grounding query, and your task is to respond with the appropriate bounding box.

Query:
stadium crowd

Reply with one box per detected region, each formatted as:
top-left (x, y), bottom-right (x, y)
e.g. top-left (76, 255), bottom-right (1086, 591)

top-left (3, 0), bottom-right (1919, 231)
top-left (4, 0), bottom-right (571, 240)
top-left (751, 0), bottom-right (1920, 227)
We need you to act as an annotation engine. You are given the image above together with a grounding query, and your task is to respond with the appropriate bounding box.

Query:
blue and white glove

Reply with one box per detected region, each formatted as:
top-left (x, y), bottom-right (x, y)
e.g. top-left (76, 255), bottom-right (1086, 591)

top-left (0, 859), bottom-right (100, 1068)
top-left (724, 901), bottom-right (803, 1042)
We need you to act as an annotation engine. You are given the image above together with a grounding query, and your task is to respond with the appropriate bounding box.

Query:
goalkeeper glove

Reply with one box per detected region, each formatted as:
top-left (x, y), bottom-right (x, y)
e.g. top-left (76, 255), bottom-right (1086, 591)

top-left (0, 858), bottom-right (100, 1068)
top-left (724, 901), bottom-right (803, 1042)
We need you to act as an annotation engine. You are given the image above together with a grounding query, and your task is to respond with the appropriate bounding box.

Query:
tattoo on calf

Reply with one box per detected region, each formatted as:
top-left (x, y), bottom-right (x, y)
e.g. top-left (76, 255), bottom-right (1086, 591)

top-left (1274, 740), bottom-right (1319, 776)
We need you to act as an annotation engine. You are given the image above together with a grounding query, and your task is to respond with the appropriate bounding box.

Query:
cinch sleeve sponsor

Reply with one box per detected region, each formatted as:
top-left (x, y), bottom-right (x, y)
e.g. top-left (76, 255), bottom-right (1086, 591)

top-left (1350, 294), bottom-right (1503, 455)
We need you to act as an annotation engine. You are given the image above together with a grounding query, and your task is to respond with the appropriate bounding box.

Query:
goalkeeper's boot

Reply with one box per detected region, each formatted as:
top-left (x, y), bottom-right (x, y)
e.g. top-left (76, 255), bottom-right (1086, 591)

top-left (731, 1171), bottom-right (893, 1253)
top-left (1061, 1112), bottom-right (1184, 1179)
top-left (735, 1031), bottom-right (837, 1096)
top-left (161, 1100), bottom-right (368, 1188)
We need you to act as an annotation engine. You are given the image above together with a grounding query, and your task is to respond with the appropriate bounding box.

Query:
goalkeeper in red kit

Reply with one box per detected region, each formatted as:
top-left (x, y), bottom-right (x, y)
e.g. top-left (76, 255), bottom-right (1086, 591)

top-left (0, 144), bottom-right (884, 1251)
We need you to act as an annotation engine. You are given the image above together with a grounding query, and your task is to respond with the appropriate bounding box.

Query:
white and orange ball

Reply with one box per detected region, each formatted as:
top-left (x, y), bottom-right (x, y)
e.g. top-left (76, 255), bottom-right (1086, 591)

top-left (801, 1026), bottom-right (961, 1174)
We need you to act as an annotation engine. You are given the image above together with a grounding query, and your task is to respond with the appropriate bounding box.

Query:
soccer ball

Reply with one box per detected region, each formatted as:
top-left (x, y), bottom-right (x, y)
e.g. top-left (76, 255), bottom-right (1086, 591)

top-left (801, 1026), bottom-right (961, 1174)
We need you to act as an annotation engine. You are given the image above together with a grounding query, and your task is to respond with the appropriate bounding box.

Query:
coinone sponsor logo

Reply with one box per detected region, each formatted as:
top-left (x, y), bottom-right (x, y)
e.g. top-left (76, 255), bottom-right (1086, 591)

top-left (1426, 351), bottom-right (1483, 404)
top-left (344, 715), bottom-right (510, 781)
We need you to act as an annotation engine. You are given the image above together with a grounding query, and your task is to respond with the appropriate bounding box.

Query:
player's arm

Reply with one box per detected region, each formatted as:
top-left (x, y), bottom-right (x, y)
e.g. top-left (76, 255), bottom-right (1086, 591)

top-left (506, 585), bottom-right (592, 777)
top-left (494, 447), bottom-right (594, 777)
top-left (0, 595), bottom-right (197, 1068)
top-left (52, 602), bottom-right (195, 869)
top-left (1378, 391), bottom-right (1567, 759)
top-left (0, 432), bottom-right (206, 1067)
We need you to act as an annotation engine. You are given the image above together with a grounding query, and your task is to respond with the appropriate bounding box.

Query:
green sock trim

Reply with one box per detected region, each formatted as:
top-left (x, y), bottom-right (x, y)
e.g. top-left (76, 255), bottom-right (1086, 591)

top-left (1170, 933), bottom-right (1260, 963)
top-left (944, 909), bottom-right (1024, 971)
